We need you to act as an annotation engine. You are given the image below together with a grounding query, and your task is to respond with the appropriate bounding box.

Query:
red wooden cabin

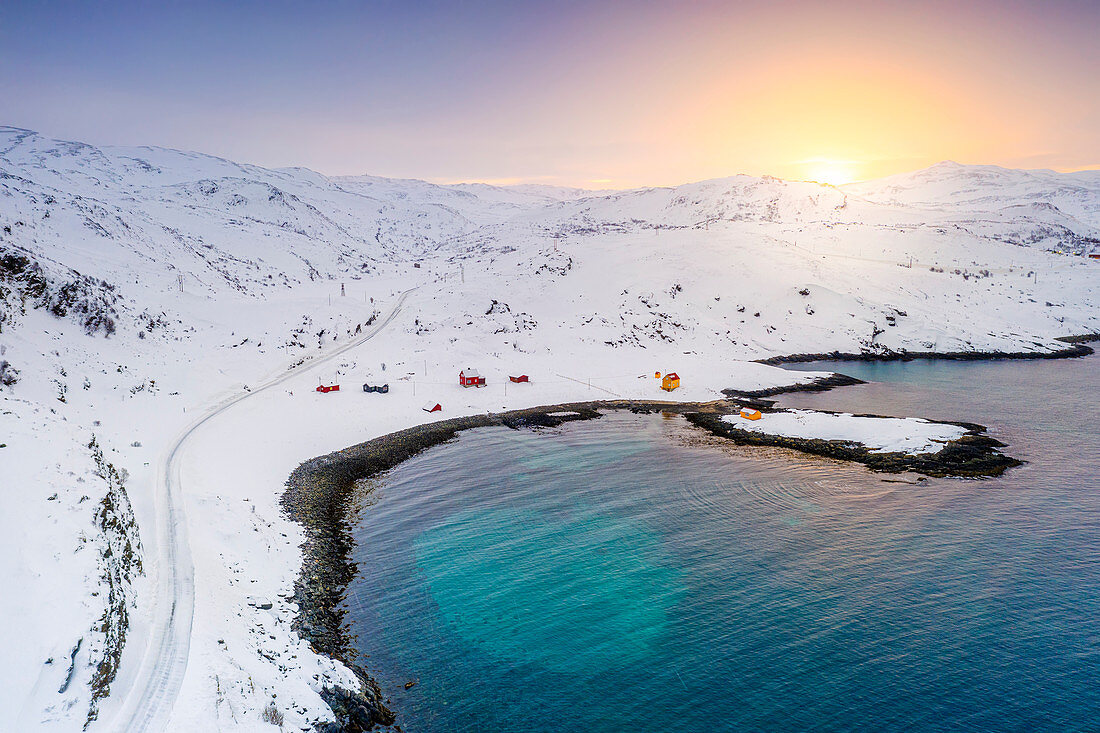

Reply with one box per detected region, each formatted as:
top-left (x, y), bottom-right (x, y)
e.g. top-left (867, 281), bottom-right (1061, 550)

top-left (509, 375), bottom-right (529, 383)
top-left (316, 384), bottom-right (340, 393)
top-left (459, 368), bottom-right (486, 387)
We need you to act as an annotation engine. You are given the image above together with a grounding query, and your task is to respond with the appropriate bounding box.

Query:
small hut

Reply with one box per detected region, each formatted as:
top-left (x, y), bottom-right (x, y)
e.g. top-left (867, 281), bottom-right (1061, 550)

top-left (422, 402), bottom-right (442, 413)
top-left (740, 407), bottom-right (762, 420)
top-left (661, 372), bottom-right (680, 391)
top-left (459, 368), bottom-right (486, 388)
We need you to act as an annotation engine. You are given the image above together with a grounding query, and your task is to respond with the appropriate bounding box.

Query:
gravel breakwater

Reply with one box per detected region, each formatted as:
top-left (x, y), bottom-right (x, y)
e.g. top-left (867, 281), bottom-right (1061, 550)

top-left (281, 396), bottom-right (1021, 728)
top-left (281, 399), bottom-right (728, 730)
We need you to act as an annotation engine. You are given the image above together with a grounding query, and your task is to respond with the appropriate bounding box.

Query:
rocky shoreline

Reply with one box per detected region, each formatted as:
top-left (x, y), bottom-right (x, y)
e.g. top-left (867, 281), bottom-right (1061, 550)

top-left (280, 340), bottom-right (1058, 729)
top-left (685, 410), bottom-right (1021, 478)
top-left (1054, 333), bottom-right (1100, 344)
top-left (724, 372), bottom-right (866, 398)
top-left (281, 392), bottom-right (1027, 729)
top-left (755, 333), bottom-right (1098, 366)
top-left (280, 399), bottom-right (728, 731)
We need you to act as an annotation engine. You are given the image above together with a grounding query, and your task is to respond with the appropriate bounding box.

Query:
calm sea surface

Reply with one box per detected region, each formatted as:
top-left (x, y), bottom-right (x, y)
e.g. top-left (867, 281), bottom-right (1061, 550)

top-left (344, 353), bottom-right (1100, 732)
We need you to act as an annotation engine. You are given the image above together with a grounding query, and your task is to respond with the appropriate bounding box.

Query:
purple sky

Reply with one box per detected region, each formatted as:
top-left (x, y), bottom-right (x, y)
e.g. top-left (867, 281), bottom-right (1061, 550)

top-left (2, 0), bottom-right (1098, 186)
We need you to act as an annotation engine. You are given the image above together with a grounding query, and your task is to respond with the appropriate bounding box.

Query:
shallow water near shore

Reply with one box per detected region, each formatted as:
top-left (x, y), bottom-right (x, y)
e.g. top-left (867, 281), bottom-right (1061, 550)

top-left (343, 354), bottom-right (1100, 732)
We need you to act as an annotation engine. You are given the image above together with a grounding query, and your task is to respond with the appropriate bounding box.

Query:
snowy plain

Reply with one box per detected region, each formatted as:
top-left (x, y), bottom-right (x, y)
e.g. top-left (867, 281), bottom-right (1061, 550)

top-left (1, 126), bottom-right (1098, 731)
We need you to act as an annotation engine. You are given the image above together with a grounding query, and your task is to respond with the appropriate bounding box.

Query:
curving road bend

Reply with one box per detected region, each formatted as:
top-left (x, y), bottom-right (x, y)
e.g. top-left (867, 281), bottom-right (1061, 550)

top-left (105, 289), bottom-right (413, 732)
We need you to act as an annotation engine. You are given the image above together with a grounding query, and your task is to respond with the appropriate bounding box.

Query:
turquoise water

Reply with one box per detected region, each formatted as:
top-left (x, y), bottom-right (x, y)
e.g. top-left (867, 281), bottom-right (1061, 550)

top-left (344, 354), bottom-right (1100, 731)
top-left (414, 505), bottom-right (685, 672)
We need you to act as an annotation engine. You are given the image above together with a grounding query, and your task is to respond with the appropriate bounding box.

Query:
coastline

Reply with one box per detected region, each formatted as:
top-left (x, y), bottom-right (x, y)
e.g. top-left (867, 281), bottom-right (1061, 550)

top-left (281, 388), bottom-right (1023, 728)
top-left (723, 372), bottom-right (865, 398)
top-left (685, 410), bottom-right (1020, 478)
top-left (754, 333), bottom-right (1098, 366)
top-left (280, 399), bottom-right (727, 730)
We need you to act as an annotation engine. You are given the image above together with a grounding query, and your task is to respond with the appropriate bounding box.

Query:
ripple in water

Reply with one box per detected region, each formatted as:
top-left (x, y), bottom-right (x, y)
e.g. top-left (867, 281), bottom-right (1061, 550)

top-left (414, 506), bottom-right (685, 672)
top-left (344, 355), bottom-right (1100, 732)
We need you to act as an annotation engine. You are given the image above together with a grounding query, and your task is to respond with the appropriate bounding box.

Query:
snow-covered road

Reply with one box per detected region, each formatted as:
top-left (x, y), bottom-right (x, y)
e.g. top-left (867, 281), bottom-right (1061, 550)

top-left (102, 290), bottom-right (414, 733)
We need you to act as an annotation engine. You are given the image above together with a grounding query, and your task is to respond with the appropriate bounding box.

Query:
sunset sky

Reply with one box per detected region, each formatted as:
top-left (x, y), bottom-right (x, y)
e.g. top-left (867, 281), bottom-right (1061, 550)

top-left (1, 0), bottom-right (1097, 188)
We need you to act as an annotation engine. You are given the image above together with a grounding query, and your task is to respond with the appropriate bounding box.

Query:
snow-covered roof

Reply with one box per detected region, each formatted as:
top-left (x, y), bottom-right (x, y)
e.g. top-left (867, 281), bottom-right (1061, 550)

top-left (461, 368), bottom-right (481, 377)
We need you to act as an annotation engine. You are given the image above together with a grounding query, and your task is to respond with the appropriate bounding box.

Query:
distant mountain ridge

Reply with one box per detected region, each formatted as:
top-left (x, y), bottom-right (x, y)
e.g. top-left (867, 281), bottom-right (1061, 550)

top-left (844, 160), bottom-right (1100, 228)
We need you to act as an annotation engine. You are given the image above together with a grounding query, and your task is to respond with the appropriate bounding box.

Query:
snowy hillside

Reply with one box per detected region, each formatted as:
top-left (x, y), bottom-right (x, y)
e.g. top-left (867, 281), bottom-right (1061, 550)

top-left (845, 161), bottom-right (1100, 255)
top-left (845, 161), bottom-right (1100, 221)
top-left (2, 127), bottom-right (1098, 731)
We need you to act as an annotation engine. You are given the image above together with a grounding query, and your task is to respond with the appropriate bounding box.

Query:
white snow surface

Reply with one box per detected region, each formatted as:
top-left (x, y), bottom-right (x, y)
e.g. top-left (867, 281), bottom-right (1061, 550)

top-left (1, 127), bottom-right (1099, 731)
top-left (721, 409), bottom-right (968, 454)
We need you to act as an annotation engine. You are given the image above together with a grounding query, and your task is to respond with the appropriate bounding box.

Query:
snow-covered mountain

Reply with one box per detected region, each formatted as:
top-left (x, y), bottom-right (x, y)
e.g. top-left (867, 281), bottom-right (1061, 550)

top-left (845, 161), bottom-right (1100, 255)
top-left (2, 128), bottom-right (1098, 731)
top-left (846, 160), bottom-right (1100, 218)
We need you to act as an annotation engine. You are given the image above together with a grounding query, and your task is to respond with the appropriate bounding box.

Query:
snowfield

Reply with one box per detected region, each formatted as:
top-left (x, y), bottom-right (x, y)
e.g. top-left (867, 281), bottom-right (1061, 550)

top-left (1, 126), bottom-right (1099, 731)
top-left (721, 410), bottom-right (968, 454)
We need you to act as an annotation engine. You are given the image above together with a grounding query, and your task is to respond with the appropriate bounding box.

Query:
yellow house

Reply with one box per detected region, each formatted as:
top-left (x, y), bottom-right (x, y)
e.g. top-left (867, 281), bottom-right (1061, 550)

top-left (661, 372), bottom-right (680, 391)
top-left (740, 406), bottom-right (762, 420)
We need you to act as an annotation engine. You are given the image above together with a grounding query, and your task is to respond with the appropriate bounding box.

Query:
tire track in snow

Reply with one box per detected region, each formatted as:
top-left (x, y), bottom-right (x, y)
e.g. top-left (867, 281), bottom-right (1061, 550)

top-left (105, 289), bottom-right (414, 732)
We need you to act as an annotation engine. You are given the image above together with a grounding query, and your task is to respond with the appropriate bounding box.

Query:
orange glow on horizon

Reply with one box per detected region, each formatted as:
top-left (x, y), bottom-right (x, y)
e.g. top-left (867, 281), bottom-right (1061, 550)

top-left (294, 3), bottom-right (1100, 189)
top-left (799, 159), bottom-right (862, 186)
top-left (8, 0), bottom-right (1091, 190)
top-left (652, 58), bottom-right (1034, 189)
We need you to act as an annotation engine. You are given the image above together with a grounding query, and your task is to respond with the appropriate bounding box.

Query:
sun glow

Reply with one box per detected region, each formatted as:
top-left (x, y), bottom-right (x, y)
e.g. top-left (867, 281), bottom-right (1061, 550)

top-left (801, 158), bottom-right (861, 186)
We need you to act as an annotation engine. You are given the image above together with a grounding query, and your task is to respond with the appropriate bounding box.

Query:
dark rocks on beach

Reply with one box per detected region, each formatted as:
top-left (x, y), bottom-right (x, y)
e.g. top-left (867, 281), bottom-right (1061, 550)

top-left (725, 372), bottom-right (865, 398)
top-left (1053, 333), bottom-right (1100, 345)
top-left (281, 371), bottom-right (1032, 728)
top-left (500, 408), bottom-right (600, 429)
top-left (281, 398), bottom-right (727, 729)
top-left (318, 678), bottom-right (395, 732)
top-left (756, 334), bottom-right (1095, 366)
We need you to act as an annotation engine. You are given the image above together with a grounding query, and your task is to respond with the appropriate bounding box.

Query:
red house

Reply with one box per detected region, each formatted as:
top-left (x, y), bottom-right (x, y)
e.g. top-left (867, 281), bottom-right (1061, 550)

top-left (509, 374), bottom-right (529, 383)
top-left (316, 384), bottom-right (340, 393)
top-left (422, 401), bottom-right (442, 413)
top-left (459, 368), bottom-right (486, 387)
